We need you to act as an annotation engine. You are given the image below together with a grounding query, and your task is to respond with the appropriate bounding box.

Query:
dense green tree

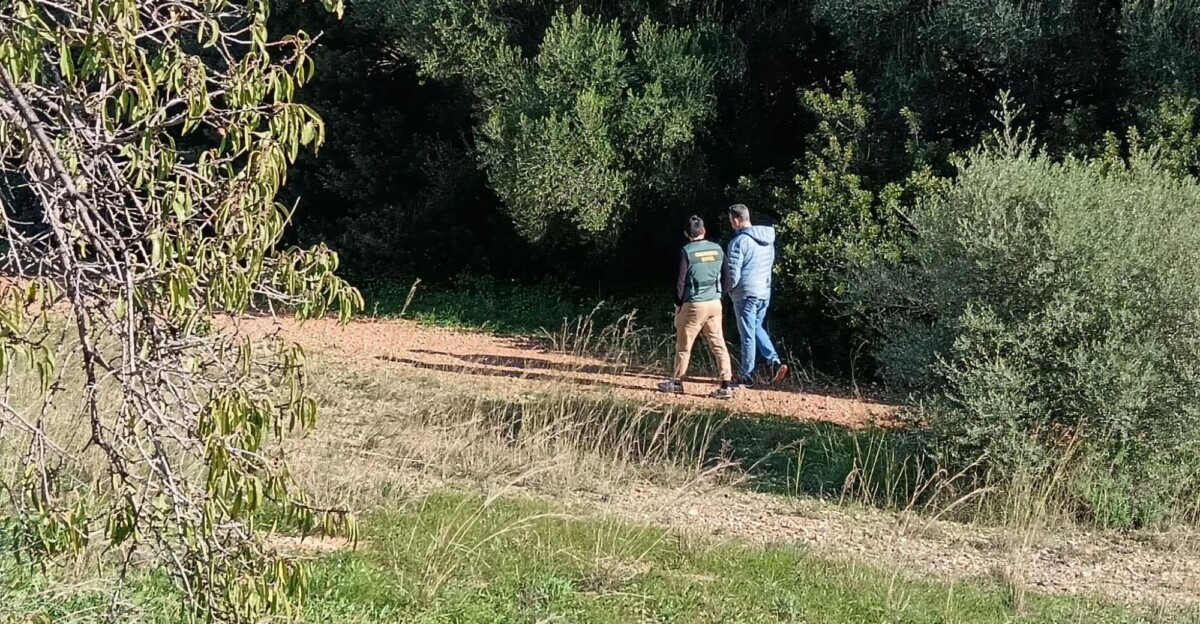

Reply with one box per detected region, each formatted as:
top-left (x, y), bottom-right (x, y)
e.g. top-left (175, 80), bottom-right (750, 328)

top-left (1122, 0), bottom-right (1200, 99)
top-left (810, 0), bottom-right (1127, 151)
top-left (354, 0), bottom-right (738, 248)
top-left (734, 73), bottom-right (948, 372)
top-left (272, 0), bottom-right (526, 283)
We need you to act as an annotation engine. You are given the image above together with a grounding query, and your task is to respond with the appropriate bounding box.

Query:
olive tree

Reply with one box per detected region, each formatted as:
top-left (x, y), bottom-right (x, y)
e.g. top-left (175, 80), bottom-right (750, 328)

top-left (0, 0), bottom-right (361, 620)
top-left (359, 0), bottom-right (733, 246)
top-left (852, 108), bottom-right (1200, 526)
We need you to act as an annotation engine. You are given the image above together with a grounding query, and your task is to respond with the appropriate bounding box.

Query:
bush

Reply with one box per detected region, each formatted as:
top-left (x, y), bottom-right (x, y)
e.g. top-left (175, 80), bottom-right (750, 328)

top-left (854, 139), bottom-right (1200, 527)
top-left (735, 73), bottom-right (947, 375)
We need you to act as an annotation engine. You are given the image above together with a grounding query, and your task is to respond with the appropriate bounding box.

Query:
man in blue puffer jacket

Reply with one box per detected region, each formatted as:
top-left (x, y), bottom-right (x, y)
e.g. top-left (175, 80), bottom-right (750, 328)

top-left (724, 204), bottom-right (789, 387)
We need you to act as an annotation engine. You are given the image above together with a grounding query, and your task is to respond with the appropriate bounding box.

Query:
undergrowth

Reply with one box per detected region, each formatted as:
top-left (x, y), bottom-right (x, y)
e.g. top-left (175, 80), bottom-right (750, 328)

top-left (3, 493), bottom-right (1193, 623)
top-left (360, 275), bottom-right (670, 338)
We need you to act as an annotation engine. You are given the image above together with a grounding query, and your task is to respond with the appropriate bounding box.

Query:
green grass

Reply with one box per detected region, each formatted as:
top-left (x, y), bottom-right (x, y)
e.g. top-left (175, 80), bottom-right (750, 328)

top-left (360, 275), bottom-right (670, 337)
top-left (4, 492), bottom-right (1195, 623)
top-left (716, 414), bottom-right (924, 501)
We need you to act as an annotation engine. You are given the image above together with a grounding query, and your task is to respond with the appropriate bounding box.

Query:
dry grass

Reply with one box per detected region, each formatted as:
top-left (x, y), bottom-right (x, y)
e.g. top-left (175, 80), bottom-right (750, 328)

top-left (0, 329), bottom-right (115, 493)
top-left (540, 303), bottom-right (672, 371)
top-left (284, 350), bottom-right (733, 512)
top-left (274, 339), bottom-right (1200, 609)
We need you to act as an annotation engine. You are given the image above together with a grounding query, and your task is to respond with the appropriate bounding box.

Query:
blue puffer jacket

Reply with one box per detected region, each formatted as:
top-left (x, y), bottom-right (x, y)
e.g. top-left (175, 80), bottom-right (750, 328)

top-left (726, 225), bottom-right (775, 302)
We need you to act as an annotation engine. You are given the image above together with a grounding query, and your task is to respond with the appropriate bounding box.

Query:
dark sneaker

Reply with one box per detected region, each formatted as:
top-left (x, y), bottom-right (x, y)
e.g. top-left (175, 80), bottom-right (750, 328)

top-left (768, 362), bottom-right (790, 385)
top-left (710, 386), bottom-right (734, 400)
top-left (657, 380), bottom-right (684, 394)
top-left (732, 376), bottom-right (755, 390)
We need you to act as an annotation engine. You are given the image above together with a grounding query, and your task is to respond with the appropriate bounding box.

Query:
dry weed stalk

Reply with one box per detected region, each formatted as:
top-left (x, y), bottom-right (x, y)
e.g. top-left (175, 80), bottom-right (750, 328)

top-left (542, 303), bottom-right (670, 372)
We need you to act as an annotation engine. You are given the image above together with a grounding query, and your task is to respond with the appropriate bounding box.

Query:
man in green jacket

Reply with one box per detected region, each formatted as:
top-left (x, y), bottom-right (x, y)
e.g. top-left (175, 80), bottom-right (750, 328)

top-left (658, 216), bottom-right (735, 400)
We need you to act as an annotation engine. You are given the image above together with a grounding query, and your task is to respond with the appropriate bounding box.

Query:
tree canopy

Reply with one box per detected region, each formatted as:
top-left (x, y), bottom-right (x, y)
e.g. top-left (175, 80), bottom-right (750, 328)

top-left (273, 0), bottom-right (1198, 276)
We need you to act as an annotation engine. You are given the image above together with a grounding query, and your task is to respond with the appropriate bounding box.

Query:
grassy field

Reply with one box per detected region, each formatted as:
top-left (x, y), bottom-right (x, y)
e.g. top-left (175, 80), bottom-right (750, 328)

top-left (356, 279), bottom-right (1200, 531)
top-left (5, 492), bottom-right (1194, 623)
top-left (4, 307), bottom-right (1200, 622)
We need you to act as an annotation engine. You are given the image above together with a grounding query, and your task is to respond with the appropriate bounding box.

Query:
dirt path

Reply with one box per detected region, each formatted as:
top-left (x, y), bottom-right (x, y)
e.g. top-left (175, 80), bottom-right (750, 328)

top-left (568, 484), bottom-right (1200, 609)
top-left (239, 316), bottom-right (893, 428)
top-left (240, 316), bottom-right (1200, 609)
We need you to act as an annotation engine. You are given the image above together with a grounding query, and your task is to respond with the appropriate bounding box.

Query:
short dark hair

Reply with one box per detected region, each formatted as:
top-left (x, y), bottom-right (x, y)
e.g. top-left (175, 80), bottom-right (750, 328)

top-left (685, 215), bottom-right (705, 239)
top-left (728, 204), bottom-right (750, 221)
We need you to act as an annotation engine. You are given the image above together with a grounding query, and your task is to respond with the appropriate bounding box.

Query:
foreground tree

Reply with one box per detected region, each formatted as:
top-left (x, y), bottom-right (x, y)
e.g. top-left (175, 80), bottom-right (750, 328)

top-left (0, 0), bottom-right (361, 620)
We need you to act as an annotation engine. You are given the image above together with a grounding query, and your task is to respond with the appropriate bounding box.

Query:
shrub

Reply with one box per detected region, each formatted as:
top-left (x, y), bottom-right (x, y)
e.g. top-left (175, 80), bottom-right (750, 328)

top-left (854, 138), bottom-right (1200, 527)
top-left (735, 73), bottom-right (947, 374)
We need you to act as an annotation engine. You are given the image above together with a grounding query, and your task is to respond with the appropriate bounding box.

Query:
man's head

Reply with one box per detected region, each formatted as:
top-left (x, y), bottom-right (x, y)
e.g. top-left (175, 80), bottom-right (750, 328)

top-left (685, 215), bottom-right (706, 241)
top-left (727, 204), bottom-right (751, 230)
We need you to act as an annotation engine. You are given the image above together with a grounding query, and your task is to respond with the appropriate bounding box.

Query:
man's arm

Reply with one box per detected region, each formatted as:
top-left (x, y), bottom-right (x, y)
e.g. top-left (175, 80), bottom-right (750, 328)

top-left (675, 247), bottom-right (688, 307)
top-left (726, 236), bottom-right (744, 295)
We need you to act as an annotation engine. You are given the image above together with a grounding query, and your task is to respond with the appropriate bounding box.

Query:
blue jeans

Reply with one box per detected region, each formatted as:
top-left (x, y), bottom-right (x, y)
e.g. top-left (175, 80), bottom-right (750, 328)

top-left (733, 297), bottom-right (780, 379)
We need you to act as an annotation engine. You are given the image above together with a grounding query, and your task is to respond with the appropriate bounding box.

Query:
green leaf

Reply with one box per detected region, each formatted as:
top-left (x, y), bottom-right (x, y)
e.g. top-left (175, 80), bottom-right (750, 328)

top-left (57, 40), bottom-right (74, 80)
top-left (300, 121), bottom-right (315, 146)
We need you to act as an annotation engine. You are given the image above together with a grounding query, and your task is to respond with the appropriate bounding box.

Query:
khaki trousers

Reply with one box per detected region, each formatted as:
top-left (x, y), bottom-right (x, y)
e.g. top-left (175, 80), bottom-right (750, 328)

top-left (673, 300), bottom-right (733, 382)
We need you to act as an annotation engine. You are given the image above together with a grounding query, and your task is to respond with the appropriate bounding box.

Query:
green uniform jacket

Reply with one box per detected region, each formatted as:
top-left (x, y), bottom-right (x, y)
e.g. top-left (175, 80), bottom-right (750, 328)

top-left (675, 240), bottom-right (725, 305)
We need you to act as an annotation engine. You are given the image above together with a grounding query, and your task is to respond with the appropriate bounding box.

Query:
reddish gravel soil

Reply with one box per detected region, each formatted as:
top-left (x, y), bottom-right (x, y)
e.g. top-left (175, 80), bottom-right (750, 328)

top-left (236, 315), bottom-right (895, 428)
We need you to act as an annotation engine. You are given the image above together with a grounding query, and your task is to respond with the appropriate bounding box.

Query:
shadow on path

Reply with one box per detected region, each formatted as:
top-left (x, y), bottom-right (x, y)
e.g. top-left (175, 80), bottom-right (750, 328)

top-left (402, 347), bottom-right (893, 409)
top-left (409, 348), bottom-right (660, 379)
top-left (376, 355), bottom-right (656, 394)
